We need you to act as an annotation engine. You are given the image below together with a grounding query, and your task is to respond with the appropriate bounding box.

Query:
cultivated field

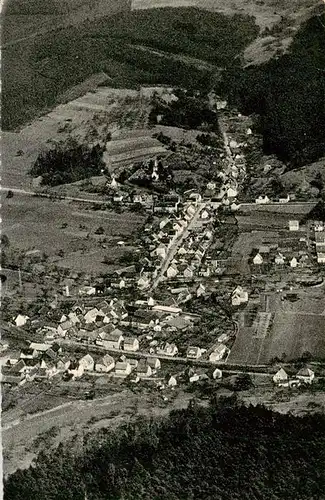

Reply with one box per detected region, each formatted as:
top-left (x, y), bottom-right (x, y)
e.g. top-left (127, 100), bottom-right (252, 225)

top-left (2, 87), bottom-right (158, 190)
top-left (228, 288), bottom-right (325, 365)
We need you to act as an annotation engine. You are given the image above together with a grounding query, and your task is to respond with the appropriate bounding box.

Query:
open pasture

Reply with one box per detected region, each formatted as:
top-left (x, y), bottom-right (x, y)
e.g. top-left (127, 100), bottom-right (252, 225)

top-left (1, 194), bottom-right (144, 274)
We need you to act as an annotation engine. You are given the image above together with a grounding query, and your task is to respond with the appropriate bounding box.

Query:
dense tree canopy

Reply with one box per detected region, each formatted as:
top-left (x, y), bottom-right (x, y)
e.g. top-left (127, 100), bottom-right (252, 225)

top-left (5, 399), bottom-right (325, 500)
top-left (30, 139), bottom-right (105, 186)
top-left (223, 14), bottom-right (325, 167)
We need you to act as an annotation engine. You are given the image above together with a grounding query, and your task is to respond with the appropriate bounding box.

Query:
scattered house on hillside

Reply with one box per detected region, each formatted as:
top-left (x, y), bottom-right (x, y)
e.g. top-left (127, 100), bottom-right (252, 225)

top-left (79, 354), bottom-right (95, 372)
top-left (0, 340), bottom-right (9, 352)
top-left (196, 284), bottom-right (206, 298)
top-left (227, 187), bottom-right (238, 199)
top-left (166, 264), bottom-right (179, 279)
top-left (115, 361), bottom-right (132, 377)
top-left (124, 337), bottom-right (139, 352)
top-left (255, 195), bottom-right (270, 204)
top-left (253, 253), bottom-right (263, 265)
top-left (147, 357), bottom-right (161, 374)
top-left (168, 375), bottom-right (177, 387)
top-left (212, 368), bottom-right (223, 380)
top-left (296, 367), bottom-right (315, 384)
top-left (209, 344), bottom-right (228, 362)
top-left (231, 286), bottom-right (248, 306)
top-left (273, 368), bottom-right (288, 385)
top-left (14, 314), bottom-right (29, 327)
top-left (289, 220), bottom-right (299, 231)
top-left (137, 360), bottom-right (152, 378)
top-left (275, 253), bottom-right (286, 265)
top-left (186, 346), bottom-right (203, 359)
top-left (290, 257), bottom-right (298, 268)
top-left (317, 253), bottom-right (325, 264)
top-left (157, 343), bottom-right (178, 357)
top-left (279, 194), bottom-right (290, 204)
top-left (95, 354), bottom-right (115, 373)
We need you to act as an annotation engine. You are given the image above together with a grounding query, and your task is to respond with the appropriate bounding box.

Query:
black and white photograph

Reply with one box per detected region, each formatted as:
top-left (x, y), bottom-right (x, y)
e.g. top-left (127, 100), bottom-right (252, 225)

top-left (1, 0), bottom-right (325, 498)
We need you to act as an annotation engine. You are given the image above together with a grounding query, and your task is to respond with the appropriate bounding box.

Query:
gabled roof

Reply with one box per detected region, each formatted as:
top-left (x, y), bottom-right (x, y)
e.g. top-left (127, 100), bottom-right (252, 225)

top-left (297, 367), bottom-right (314, 377)
top-left (115, 361), bottom-right (130, 371)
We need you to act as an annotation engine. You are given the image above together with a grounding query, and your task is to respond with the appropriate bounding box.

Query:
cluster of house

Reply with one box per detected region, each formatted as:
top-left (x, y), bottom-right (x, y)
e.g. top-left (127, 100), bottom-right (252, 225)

top-left (273, 367), bottom-right (315, 388)
top-left (1, 339), bottom-right (163, 385)
top-left (314, 221), bottom-right (325, 264)
top-left (255, 194), bottom-right (293, 205)
top-left (151, 197), bottom-right (217, 283)
top-left (249, 221), bottom-right (314, 270)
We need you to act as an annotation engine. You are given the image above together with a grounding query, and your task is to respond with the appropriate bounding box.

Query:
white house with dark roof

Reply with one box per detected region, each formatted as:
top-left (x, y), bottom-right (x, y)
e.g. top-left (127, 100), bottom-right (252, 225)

top-left (296, 367), bottom-right (315, 384)
top-left (186, 346), bottom-right (203, 359)
top-left (95, 355), bottom-right (115, 373)
top-left (124, 337), bottom-right (140, 352)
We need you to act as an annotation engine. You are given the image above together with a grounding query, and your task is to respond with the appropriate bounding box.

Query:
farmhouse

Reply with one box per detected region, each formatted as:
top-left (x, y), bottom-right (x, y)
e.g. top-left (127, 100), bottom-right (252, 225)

top-left (99, 331), bottom-right (124, 350)
top-left (289, 220), bottom-right (299, 231)
top-left (168, 375), bottom-right (177, 387)
top-left (137, 360), bottom-right (152, 378)
top-left (209, 344), bottom-right (228, 362)
top-left (79, 354), bottom-right (95, 372)
top-left (147, 357), bottom-right (161, 373)
top-left (115, 362), bottom-right (132, 377)
top-left (14, 314), bottom-right (30, 327)
top-left (212, 368), bottom-right (223, 379)
top-left (296, 367), bottom-right (315, 384)
top-left (232, 286), bottom-right (248, 306)
top-left (273, 368), bottom-right (288, 385)
top-left (186, 346), bottom-right (203, 359)
top-left (124, 337), bottom-right (140, 352)
top-left (157, 343), bottom-right (178, 357)
top-left (253, 253), bottom-right (263, 265)
top-left (255, 195), bottom-right (270, 204)
top-left (166, 264), bottom-right (179, 279)
top-left (95, 355), bottom-right (115, 373)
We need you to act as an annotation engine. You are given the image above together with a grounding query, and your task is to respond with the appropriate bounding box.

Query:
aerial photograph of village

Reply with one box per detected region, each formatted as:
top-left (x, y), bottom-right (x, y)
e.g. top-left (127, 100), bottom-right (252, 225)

top-left (1, 0), bottom-right (325, 498)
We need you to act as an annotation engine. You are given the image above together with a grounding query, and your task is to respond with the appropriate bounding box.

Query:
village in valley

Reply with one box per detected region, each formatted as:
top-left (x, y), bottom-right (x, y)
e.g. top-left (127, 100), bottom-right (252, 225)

top-left (1, 85), bottom-right (325, 471)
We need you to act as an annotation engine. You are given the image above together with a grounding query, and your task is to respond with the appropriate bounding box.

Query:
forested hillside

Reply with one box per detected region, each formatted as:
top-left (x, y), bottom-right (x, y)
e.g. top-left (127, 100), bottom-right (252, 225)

top-left (224, 13), bottom-right (325, 168)
top-left (4, 399), bottom-right (325, 500)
